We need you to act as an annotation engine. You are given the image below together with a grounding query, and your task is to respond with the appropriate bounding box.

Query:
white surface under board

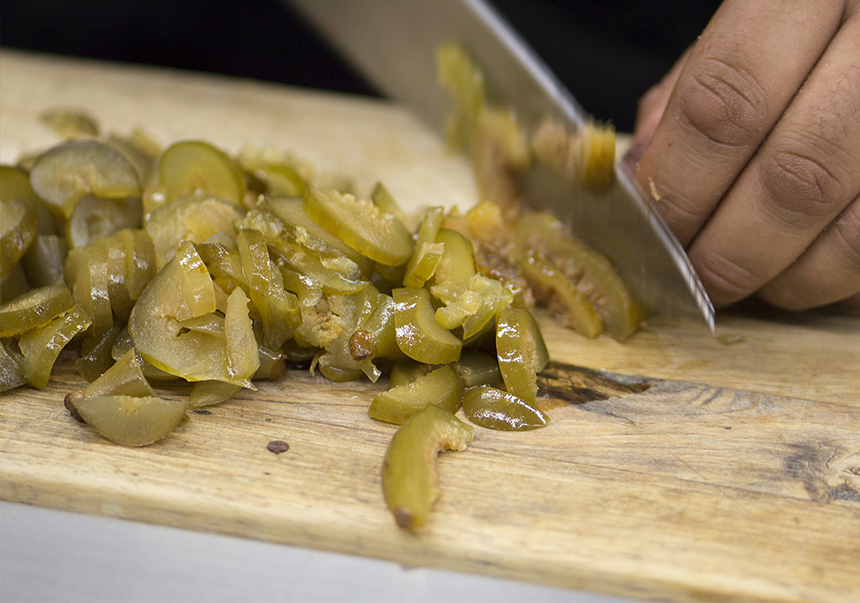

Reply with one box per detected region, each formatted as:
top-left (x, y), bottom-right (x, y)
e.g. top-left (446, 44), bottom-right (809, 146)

top-left (0, 501), bottom-right (633, 603)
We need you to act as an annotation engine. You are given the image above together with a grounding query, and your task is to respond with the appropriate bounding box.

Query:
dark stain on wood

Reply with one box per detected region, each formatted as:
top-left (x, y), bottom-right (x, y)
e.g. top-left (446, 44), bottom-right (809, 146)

top-left (537, 361), bottom-right (653, 410)
top-left (783, 442), bottom-right (860, 504)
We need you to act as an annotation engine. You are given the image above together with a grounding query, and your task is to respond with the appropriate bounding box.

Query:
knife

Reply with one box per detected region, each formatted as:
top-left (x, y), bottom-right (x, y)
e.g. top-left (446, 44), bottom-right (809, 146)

top-left (286, 0), bottom-right (714, 330)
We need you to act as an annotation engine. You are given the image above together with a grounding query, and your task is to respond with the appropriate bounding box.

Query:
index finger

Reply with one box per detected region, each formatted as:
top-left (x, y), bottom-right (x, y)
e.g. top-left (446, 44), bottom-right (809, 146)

top-left (633, 0), bottom-right (845, 245)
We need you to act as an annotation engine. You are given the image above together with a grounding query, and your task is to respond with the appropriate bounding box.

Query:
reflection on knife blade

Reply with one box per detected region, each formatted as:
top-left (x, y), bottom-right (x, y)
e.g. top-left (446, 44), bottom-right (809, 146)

top-left (286, 0), bottom-right (714, 331)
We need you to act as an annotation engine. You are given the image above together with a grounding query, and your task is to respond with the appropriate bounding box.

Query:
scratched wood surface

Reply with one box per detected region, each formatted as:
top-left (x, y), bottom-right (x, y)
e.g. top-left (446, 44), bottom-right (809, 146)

top-left (1, 51), bottom-right (859, 603)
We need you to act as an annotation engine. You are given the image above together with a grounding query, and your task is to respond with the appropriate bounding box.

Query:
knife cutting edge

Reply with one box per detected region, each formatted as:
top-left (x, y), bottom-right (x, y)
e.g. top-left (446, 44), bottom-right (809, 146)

top-left (285, 0), bottom-right (715, 331)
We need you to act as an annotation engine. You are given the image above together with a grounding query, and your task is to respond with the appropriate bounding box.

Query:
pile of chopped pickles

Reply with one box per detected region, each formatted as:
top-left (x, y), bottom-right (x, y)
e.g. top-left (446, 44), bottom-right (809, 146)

top-left (0, 45), bottom-right (637, 529)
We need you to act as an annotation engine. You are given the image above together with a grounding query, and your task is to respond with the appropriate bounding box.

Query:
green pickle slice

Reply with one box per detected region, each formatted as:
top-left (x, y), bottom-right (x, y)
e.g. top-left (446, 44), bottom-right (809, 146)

top-left (303, 188), bottom-right (413, 266)
top-left (495, 307), bottom-right (549, 405)
top-left (369, 364), bottom-right (464, 425)
top-left (463, 385), bottom-right (549, 431)
top-left (392, 287), bottom-right (461, 365)
top-left (381, 404), bottom-right (474, 530)
top-left (71, 394), bottom-right (188, 447)
top-left (0, 284), bottom-right (74, 337)
top-left (29, 139), bottom-right (141, 217)
top-left (159, 140), bottom-right (246, 205)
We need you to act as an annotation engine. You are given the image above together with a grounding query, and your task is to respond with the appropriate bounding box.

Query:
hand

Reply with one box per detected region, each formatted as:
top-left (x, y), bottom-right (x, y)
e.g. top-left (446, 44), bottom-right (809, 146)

top-left (628, 0), bottom-right (860, 310)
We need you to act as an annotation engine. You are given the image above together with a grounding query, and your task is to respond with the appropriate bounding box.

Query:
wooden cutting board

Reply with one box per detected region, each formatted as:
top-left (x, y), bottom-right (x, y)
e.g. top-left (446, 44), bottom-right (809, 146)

top-left (1, 50), bottom-right (859, 603)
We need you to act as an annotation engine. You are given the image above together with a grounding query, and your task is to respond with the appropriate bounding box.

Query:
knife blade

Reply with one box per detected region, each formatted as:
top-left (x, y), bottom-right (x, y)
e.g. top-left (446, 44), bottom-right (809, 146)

top-left (286, 0), bottom-right (714, 330)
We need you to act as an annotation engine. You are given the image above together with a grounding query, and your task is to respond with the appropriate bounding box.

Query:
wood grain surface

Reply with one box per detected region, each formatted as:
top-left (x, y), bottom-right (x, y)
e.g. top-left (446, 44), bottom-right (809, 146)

top-left (1, 50), bottom-right (859, 603)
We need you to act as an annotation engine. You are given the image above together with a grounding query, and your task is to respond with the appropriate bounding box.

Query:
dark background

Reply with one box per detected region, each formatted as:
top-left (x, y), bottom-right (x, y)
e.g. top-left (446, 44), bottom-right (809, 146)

top-left (0, 0), bottom-right (721, 132)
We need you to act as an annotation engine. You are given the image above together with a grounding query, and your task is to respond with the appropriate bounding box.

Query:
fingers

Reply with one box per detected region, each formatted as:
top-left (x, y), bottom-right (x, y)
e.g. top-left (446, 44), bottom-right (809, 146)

top-left (758, 195), bottom-right (860, 310)
top-left (634, 0), bottom-right (845, 245)
top-left (687, 9), bottom-right (860, 307)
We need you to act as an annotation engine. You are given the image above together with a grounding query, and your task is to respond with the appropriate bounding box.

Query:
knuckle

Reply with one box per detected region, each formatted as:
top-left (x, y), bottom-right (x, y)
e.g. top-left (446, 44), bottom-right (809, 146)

top-left (758, 143), bottom-right (848, 225)
top-left (677, 57), bottom-right (770, 148)
top-left (694, 248), bottom-right (763, 305)
top-left (831, 202), bottom-right (860, 270)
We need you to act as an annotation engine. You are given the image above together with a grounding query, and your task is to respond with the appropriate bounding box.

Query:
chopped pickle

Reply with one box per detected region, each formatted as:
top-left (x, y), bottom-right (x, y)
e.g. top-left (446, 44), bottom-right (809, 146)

top-left (261, 196), bottom-right (371, 272)
top-left (78, 349), bottom-right (154, 398)
top-left (392, 287), bottom-right (461, 365)
top-left (65, 194), bottom-right (142, 249)
top-left (158, 140), bottom-right (246, 205)
top-left (429, 228), bottom-right (476, 291)
top-left (1, 166), bottom-right (63, 237)
top-left (304, 188), bottom-right (413, 266)
top-left (0, 284), bottom-right (75, 337)
top-left (388, 360), bottom-right (435, 388)
top-left (3, 102), bottom-right (645, 529)
top-left (454, 349), bottom-right (502, 388)
top-left (402, 206), bottom-right (446, 288)
top-left (462, 386), bottom-right (549, 431)
top-left (70, 394), bottom-right (188, 446)
top-left (369, 364), bottom-right (464, 425)
top-left (189, 380), bottom-right (243, 408)
top-left (75, 324), bottom-right (123, 381)
top-left (519, 252), bottom-right (601, 338)
top-left (1, 199), bottom-right (38, 275)
top-left (236, 228), bottom-right (300, 350)
top-left (22, 234), bottom-right (68, 287)
top-left (223, 286), bottom-right (260, 381)
top-left (39, 107), bottom-right (100, 139)
top-left (29, 139), bottom-right (140, 217)
top-left (18, 305), bottom-right (91, 389)
top-left (0, 340), bottom-right (25, 392)
top-left (1, 263), bottom-right (29, 304)
top-left (237, 145), bottom-right (310, 198)
top-left (382, 404), bottom-right (474, 530)
top-left (436, 42), bottom-right (485, 151)
top-left (496, 307), bottom-right (549, 405)
top-left (128, 241), bottom-right (248, 386)
top-left (146, 194), bottom-right (243, 269)
top-left (369, 182), bottom-right (408, 224)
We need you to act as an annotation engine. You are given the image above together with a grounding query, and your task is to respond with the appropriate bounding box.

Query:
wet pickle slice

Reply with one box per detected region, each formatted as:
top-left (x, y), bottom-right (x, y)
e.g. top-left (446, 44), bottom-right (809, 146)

top-left (75, 324), bottom-right (123, 381)
top-left (304, 188), bottom-right (413, 266)
top-left (236, 228), bottom-right (300, 350)
top-left (18, 304), bottom-right (92, 389)
top-left (65, 194), bottom-right (142, 249)
top-left (462, 385), bottom-right (549, 431)
top-left (78, 348), bottom-right (154, 398)
top-left (146, 194), bottom-right (243, 269)
top-left (71, 394), bottom-right (188, 447)
top-left (388, 361), bottom-right (435, 388)
top-left (402, 206), bottom-right (445, 288)
top-left (520, 252), bottom-right (601, 338)
top-left (159, 140), bottom-right (246, 205)
top-left (22, 234), bottom-right (68, 287)
top-left (1, 199), bottom-right (38, 275)
top-left (223, 286), bottom-right (260, 381)
top-left (29, 139), bottom-right (140, 217)
top-left (429, 228), bottom-right (476, 291)
top-left (0, 340), bottom-right (26, 392)
top-left (128, 241), bottom-right (247, 386)
top-left (392, 287), bottom-right (461, 365)
top-left (261, 196), bottom-right (370, 272)
top-left (190, 380), bottom-right (243, 408)
top-left (381, 404), bottom-right (474, 530)
top-left (0, 283), bottom-right (75, 337)
top-left (369, 364), bottom-right (464, 425)
top-left (454, 349), bottom-right (502, 388)
top-left (495, 307), bottom-right (549, 405)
